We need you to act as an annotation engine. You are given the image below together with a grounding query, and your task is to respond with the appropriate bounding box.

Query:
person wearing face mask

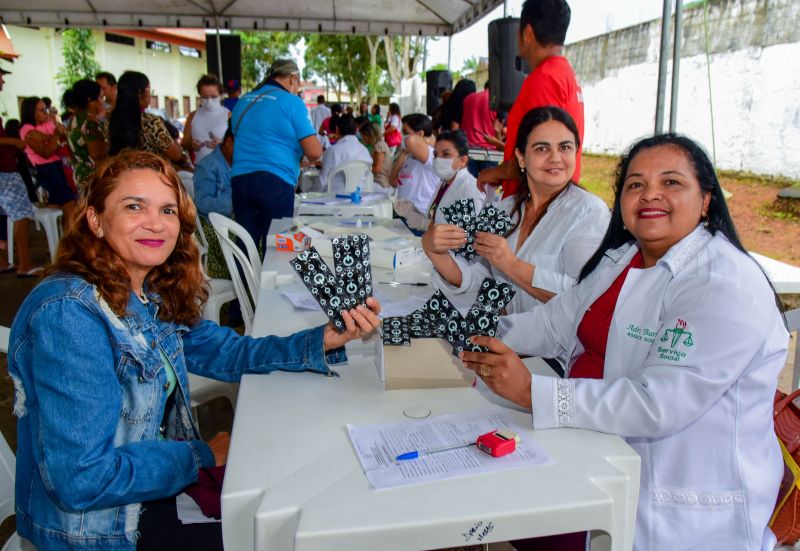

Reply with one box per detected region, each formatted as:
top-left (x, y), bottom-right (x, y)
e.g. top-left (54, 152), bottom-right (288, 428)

top-left (390, 114), bottom-right (440, 232)
top-left (181, 74), bottom-right (231, 164)
top-left (426, 130), bottom-right (485, 225)
top-left (423, 107), bottom-right (608, 333)
top-left (230, 59), bottom-right (323, 251)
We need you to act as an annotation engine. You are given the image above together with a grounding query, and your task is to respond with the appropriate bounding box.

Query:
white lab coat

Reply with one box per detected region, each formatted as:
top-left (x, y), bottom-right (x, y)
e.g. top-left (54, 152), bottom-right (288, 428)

top-left (500, 226), bottom-right (787, 551)
top-left (310, 104), bottom-right (331, 133)
top-left (431, 168), bottom-right (486, 224)
top-left (318, 135), bottom-right (373, 195)
top-left (434, 184), bottom-right (610, 316)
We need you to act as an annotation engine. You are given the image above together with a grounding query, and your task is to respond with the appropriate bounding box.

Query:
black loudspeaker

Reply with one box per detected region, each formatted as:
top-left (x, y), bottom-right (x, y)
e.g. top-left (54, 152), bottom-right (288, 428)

top-left (488, 18), bottom-right (530, 112)
top-left (206, 34), bottom-right (242, 85)
top-left (426, 70), bottom-right (453, 116)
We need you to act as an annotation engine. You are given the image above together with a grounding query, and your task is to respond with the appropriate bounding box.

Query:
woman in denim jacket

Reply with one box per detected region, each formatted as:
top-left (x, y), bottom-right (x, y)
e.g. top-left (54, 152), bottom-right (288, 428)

top-left (8, 150), bottom-right (381, 551)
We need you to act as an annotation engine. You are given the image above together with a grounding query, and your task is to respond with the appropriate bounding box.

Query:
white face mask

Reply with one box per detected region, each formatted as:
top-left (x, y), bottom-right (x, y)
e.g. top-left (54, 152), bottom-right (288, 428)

top-left (433, 157), bottom-right (458, 181)
top-left (200, 97), bottom-right (222, 111)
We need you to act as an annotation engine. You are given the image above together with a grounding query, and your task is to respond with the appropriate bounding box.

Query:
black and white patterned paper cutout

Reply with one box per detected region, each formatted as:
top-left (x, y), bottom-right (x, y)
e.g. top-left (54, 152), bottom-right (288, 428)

top-left (475, 278), bottom-right (516, 312)
top-left (332, 234), bottom-right (373, 309)
top-left (382, 316), bottom-right (411, 346)
top-left (475, 203), bottom-right (513, 237)
top-left (290, 248), bottom-right (346, 330)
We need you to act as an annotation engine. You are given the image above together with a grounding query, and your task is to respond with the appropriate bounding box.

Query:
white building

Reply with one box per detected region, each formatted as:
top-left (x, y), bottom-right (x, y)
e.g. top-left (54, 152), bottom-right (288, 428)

top-left (0, 25), bottom-right (208, 122)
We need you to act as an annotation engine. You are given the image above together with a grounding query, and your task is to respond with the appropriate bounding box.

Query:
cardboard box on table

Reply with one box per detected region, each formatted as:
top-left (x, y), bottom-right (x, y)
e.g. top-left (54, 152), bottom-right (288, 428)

top-left (376, 337), bottom-right (475, 390)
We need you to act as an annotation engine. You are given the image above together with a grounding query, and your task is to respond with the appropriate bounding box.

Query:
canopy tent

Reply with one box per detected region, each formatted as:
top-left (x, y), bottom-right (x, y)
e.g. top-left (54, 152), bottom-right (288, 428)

top-left (0, 0), bottom-right (503, 37)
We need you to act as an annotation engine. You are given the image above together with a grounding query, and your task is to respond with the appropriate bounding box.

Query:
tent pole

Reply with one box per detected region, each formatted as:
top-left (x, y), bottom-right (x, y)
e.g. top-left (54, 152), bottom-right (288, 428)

top-left (447, 35), bottom-right (452, 71)
top-left (669, 0), bottom-right (683, 132)
top-left (504, 0), bottom-right (508, 17)
top-left (654, 0), bottom-right (672, 134)
top-left (214, 14), bottom-right (224, 84)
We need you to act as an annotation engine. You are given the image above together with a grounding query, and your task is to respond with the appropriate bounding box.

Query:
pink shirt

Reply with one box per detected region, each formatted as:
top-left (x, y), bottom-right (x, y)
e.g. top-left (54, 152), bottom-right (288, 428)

top-left (21, 121), bottom-right (59, 165)
top-left (460, 90), bottom-right (497, 149)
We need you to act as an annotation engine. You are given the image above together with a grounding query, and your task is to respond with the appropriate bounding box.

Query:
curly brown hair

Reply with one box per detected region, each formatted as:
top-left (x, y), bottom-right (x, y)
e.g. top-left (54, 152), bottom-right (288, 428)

top-left (48, 150), bottom-right (209, 325)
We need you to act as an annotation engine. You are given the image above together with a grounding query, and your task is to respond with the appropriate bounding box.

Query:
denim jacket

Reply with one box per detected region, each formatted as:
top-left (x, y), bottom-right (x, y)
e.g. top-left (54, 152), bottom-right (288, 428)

top-left (8, 273), bottom-right (345, 550)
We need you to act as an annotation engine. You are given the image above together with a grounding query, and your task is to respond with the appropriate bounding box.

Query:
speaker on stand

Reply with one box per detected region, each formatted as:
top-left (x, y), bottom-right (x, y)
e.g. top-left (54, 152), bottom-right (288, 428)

top-left (488, 18), bottom-right (530, 112)
top-left (206, 34), bottom-right (242, 85)
top-left (426, 70), bottom-right (453, 116)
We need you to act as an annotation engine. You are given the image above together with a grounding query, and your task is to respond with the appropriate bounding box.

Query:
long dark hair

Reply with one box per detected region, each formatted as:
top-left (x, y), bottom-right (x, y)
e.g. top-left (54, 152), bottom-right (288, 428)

top-left (20, 97), bottom-right (42, 127)
top-left (441, 79), bottom-right (476, 130)
top-left (109, 71), bottom-right (149, 155)
top-left (508, 106), bottom-right (581, 234)
top-left (578, 134), bottom-right (746, 282)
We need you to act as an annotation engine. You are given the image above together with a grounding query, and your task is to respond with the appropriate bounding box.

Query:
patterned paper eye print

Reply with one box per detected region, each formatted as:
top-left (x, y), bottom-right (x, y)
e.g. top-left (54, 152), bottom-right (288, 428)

top-left (475, 203), bottom-right (513, 237)
top-left (290, 247), bottom-right (346, 330)
top-left (382, 316), bottom-right (412, 346)
top-left (475, 278), bottom-right (516, 312)
top-left (332, 234), bottom-right (373, 309)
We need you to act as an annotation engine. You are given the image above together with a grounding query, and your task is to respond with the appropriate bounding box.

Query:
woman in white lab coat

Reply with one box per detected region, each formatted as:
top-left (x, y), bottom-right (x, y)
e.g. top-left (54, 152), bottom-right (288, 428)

top-left (422, 106), bottom-right (609, 316)
top-left (427, 130), bottom-right (485, 225)
top-left (461, 134), bottom-right (787, 551)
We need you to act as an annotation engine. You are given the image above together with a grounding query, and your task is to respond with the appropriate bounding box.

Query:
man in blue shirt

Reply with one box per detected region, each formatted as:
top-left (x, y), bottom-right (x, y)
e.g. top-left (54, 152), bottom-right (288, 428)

top-left (194, 126), bottom-right (233, 218)
top-left (194, 125), bottom-right (234, 280)
top-left (230, 59), bottom-right (322, 250)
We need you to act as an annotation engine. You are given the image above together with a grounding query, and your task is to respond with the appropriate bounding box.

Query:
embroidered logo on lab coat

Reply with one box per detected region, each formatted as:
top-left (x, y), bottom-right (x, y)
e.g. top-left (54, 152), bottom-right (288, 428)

top-left (658, 319), bottom-right (694, 362)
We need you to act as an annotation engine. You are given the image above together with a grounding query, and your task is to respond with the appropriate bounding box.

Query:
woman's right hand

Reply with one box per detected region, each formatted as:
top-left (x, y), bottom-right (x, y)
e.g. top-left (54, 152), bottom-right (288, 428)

top-left (422, 224), bottom-right (467, 255)
top-left (208, 432), bottom-right (231, 466)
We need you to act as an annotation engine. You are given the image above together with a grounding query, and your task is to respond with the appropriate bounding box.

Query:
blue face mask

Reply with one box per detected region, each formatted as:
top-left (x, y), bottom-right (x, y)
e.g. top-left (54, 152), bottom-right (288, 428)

top-left (356, 132), bottom-right (363, 143)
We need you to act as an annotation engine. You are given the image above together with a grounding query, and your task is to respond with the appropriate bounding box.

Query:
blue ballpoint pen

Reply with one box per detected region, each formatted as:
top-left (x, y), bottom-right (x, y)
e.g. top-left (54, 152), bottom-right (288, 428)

top-left (395, 442), bottom-right (476, 461)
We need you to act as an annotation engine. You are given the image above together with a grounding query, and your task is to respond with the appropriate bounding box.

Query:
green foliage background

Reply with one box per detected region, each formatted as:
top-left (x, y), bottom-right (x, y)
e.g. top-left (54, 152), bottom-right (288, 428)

top-left (56, 29), bottom-right (102, 89)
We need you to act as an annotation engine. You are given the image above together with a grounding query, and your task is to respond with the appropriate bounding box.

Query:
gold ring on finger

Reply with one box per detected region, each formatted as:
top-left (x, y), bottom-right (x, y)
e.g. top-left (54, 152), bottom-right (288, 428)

top-left (479, 365), bottom-right (491, 377)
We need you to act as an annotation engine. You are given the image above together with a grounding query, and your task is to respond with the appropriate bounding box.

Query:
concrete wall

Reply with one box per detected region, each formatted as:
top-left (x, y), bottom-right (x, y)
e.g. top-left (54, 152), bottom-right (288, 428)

top-left (563, 0), bottom-right (800, 178)
top-left (0, 26), bottom-right (206, 122)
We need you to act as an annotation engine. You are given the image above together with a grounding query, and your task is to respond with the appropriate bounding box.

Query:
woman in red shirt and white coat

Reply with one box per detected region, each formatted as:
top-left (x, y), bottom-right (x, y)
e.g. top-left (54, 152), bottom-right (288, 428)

top-left (462, 134), bottom-right (787, 550)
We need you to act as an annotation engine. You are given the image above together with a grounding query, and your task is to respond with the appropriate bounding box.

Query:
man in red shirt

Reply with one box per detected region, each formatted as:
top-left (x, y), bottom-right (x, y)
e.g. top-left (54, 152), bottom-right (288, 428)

top-left (478, 0), bottom-right (584, 199)
top-left (460, 80), bottom-right (501, 178)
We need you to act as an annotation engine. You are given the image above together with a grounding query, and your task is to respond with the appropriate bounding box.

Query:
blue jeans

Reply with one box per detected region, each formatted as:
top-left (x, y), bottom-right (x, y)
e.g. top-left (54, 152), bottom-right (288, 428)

top-left (467, 159), bottom-right (498, 179)
top-left (231, 171), bottom-right (295, 252)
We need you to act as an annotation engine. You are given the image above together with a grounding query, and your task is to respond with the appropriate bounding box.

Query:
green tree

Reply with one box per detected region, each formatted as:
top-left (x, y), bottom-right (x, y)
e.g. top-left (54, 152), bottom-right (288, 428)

top-left (382, 36), bottom-right (425, 93)
top-left (422, 63), bottom-right (461, 82)
top-left (462, 56), bottom-right (480, 74)
top-left (56, 29), bottom-right (102, 89)
top-left (304, 35), bottom-right (380, 103)
top-left (235, 31), bottom-right (301, 91)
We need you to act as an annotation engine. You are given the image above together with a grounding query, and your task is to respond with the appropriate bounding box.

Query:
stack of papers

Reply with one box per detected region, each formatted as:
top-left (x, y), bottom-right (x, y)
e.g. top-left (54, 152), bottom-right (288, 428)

top-left (347, 409), bottom-right (553, 489)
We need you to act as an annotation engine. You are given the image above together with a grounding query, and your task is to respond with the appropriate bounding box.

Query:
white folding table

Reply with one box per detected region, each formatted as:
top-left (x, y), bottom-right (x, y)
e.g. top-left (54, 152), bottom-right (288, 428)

top-left (222, 218), bottom-right (640, 551)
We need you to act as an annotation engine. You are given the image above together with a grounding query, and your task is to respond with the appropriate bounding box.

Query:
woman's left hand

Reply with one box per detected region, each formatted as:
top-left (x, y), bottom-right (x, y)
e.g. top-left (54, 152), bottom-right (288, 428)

top-left (474, 232), bottom-right (516, 272)
top-left (323, 296), bottom-right (382, 351)
top-left (460, 336), bottom-right (532, 409)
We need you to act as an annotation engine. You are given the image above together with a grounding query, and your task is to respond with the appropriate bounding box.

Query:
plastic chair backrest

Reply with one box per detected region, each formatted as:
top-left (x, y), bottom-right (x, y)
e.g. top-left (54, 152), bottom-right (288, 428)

top-left (178, 171), bottom-right (195, 200)
top-left (0, 325), bottom-right (9, 354)
top-left (0, 326), bottom-right (14, 524)
top-left (194, 212), bottom-right (210, 271)
top-left (327, 160), bottom-right (371, 196)
top-left (208, 213), bottom-right (261, 335)
top-left (0, 429), bottom-right (15, 525)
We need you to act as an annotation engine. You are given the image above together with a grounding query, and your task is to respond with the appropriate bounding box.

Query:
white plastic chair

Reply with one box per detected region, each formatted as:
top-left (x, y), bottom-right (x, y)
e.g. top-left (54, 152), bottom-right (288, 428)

top-left (178, 171), bottom-right (195, 200)
top-left (208, 213), bottom-right (262, 336)
top-left (6, 207), bottom-right (63, 265)
top-left (0, 326), bottom-right (37, 550)
top-left (326, 160), bottom-right (373, 196)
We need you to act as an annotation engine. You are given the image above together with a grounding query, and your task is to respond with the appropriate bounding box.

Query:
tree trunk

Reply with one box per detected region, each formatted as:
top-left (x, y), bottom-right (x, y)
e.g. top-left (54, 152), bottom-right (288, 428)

top-left (382, 36), bottom-right (402, 94)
